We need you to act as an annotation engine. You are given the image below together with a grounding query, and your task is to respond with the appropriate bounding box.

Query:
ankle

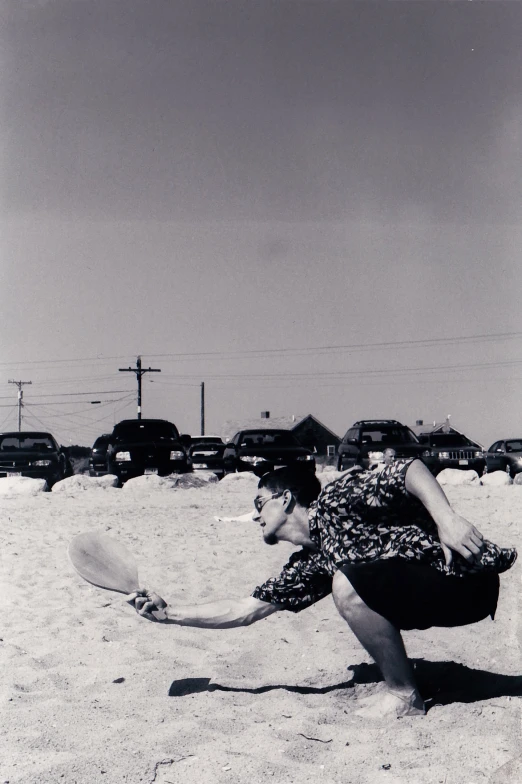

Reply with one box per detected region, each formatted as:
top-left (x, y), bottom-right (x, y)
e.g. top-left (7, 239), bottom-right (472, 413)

top-left (388, 688), bottom-right (425, 712)
top-left (388, 687), bottom-right (420, 700)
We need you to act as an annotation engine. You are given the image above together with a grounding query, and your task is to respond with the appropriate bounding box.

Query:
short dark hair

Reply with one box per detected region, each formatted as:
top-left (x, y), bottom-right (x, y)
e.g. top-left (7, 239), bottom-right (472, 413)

top-left (258, 467), bottom-right (322, 508)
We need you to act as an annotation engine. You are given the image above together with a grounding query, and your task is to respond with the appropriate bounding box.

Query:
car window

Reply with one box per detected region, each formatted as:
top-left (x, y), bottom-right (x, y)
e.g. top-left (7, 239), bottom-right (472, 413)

top-left (429, 434), bottom-right (474, 447)
top-left (113, 422), bottom-right (180, 441)
top-left (0, 435), bottom-right (55, 450)
top-left (360, 427), bottom-right (418, 444)
top-left (505, 440), bottom-right (522, 452)
top-left (342, 428), bottom-right (359, 442)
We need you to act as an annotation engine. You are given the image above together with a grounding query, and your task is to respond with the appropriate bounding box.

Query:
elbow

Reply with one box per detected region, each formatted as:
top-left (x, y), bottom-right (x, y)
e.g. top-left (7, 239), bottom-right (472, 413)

top-left (241, 602), bottom-right (280, 627)
top-left (239, 612), bottom-right (262, 627)
top-left (239, 617), bottom-right (256, 627)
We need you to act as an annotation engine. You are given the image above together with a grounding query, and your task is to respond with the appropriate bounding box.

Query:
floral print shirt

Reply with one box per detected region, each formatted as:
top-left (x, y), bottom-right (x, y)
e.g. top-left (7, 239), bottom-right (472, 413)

top-left (251, 459), bottom-right (517, 612)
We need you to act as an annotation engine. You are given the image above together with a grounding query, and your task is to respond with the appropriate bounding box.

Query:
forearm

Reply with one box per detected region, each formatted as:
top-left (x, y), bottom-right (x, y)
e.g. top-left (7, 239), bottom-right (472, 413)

top-left (165, 596), bottom-right (280, 629)
top-left (404, 459), bottom-right (454, 526)
top-left (404, 458), bottom-right (485, 563)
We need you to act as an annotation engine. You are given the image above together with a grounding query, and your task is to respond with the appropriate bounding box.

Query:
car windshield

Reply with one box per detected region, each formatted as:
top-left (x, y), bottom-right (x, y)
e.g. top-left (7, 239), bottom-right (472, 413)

top-left (113, 422), bottom-right (180, 441)
top-left (360, 427), bottom-right (419, 444)
top-left (428, 434), bottom-right (475, 447)
top-left (191, 437), bottom-right (223, 445)
top-left (505, 440), bottom-right (522, 452)
top-left (239, 431), bottom-right (300, 447)
top-left (0, 435), bottom-right (55, 451)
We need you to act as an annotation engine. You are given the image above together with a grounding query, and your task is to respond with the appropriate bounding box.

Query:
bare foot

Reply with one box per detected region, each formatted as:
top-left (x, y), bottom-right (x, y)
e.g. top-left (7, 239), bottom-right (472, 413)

top-left (355, 689), bottom-right (425, 719)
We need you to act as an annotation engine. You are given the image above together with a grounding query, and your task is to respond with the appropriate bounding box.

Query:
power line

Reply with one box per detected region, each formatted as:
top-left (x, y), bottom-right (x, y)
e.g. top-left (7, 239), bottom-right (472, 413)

top-left (21, 398), bottom-right (134, 445)
top-left (22, 398), bottom-right (133, 420)
top-left (118, 357), bottom-right (522, 381)
top-left (0, 400), bottom-right (130, 408)
top-left (8, 349), bottom-right (514, 386)
top-left (2, 329), bottom-right (522, 368)
top-left (21, 407), bottom-right (53, 432)
top-left (143, 331), bottom-right (522, 361)
top-left (0, 390), bottom-right (130, 401)
top-left (2, 357), bottom-right (520, 411)
top-left (19, 375), bottom-right (125, 388)
top-left (0, 407), bottom-right (17, 430)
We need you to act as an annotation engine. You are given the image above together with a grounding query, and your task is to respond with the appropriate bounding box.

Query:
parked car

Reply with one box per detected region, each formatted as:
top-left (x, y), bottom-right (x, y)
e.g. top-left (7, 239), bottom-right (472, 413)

top-left (223, 429), bottom-right (316, 477)
top-left (0, 430), bottom-right (73, 488)
top-left (106, 419), bottom-right (192, 484)
top-left (417, 432), bottom-right (486, 476)
top-left (189, 436), bottom-right (226, 477)
top-left (337, 420), bottom-right (425, 472)
top-left (89, 433), bottom-right (111, 477)
top-left (485, 439), bottom-right (522, 477)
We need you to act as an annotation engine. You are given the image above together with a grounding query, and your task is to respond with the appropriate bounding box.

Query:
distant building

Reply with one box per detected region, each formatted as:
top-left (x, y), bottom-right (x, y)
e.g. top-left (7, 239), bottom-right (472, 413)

top-left (221, 412), bottom-right (341, 457)
top-left (410, 419), bottom-right (483, 449)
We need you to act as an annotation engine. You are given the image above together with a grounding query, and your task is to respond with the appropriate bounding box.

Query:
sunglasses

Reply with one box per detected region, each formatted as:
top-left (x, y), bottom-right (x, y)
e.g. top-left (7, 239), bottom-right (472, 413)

top-left (253, 491), bottom-right (283, 513)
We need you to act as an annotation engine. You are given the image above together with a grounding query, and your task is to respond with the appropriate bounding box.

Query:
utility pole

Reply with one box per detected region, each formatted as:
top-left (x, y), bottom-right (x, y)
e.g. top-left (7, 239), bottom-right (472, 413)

top-left (8, 379), bottom-right (32, 431)
top-left (119, 356), bottom-right (161, 419)
top-left (200, 381), bottom-right (205, 435)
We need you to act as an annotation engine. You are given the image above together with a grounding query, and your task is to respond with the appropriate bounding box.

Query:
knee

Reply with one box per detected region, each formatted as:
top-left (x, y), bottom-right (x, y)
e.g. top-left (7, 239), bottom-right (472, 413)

top-left (332, 570), bottom-right (364, 618)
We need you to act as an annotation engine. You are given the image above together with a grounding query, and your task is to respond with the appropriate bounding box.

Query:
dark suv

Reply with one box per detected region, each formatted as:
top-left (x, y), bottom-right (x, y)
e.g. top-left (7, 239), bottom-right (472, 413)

top-left (223, 429), bottom-right (316, 477)
top-left (417, 432), bottom-right (485, 476)
top-left (106, 419), bottom-right (192, 484)
top-left (337, 420), bottom-right (425, 471)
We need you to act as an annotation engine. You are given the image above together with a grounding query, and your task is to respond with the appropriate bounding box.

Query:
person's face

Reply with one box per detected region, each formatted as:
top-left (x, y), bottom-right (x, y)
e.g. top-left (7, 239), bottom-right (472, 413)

top-left (383, 448), bottom-right (396, 466)
top-left (252, 490), bottom-right (287, 545)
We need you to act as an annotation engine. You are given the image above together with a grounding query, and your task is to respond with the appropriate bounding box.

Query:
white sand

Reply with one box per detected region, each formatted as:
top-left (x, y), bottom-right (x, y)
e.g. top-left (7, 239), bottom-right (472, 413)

top-left (1, 472), bottom-right (521, 783)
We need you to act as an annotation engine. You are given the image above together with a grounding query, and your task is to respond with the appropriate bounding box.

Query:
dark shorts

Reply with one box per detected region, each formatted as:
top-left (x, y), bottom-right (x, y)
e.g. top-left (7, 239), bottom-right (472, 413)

top-left (338, 558), bottom-right (500, 631)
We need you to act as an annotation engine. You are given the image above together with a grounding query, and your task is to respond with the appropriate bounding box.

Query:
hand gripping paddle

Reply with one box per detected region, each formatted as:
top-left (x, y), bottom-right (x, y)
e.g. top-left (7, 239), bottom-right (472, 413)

top-left (69, 532), bottom-right (140, 594)
top-left (68, 532), bottom-right (167, 620)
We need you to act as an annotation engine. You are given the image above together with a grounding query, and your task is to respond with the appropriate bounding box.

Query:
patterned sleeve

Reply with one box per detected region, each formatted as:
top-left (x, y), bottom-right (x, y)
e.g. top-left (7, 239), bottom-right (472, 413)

top-left (251, 548), bottom-right (333, 613)
top-left (374, 458), bottom-right (417, 502)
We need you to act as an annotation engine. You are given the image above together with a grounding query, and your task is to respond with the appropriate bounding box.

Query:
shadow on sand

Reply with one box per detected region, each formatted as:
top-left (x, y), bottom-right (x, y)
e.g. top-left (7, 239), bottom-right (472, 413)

top-left (168, 659), bottom-right (522, 709)
top-left (168, 677), bottom-right (355, 698)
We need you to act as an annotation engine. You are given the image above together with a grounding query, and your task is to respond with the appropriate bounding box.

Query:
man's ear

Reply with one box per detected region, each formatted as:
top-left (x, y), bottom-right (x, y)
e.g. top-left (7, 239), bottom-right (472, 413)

top-left (282, 489), bottom-right (295, 512)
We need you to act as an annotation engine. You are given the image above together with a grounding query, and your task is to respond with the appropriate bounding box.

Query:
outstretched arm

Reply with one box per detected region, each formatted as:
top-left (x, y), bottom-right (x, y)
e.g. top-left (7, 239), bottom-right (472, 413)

top-left (404, 459), bottom-right (484, 565)
top-left (127, 591), bottom-right (281, 627)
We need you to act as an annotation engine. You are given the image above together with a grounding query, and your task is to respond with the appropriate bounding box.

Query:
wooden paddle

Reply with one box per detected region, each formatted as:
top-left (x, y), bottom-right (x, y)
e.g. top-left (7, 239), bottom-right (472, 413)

top-left (69, 532), bottom-right (167, 620)
top-left (69, 532), bottom-right (140, 594)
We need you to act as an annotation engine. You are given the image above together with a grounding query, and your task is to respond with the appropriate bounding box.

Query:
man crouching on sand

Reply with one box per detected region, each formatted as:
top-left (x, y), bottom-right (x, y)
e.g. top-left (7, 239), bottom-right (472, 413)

top-left (127, 458), bottom-right (517, 718)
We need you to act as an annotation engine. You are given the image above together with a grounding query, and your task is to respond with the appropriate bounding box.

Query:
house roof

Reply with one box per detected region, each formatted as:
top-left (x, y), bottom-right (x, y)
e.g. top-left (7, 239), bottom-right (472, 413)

top-left (410, 422), bottom-right (484, 448)
top-left (221, 414), bottom-right (340, 443)
top-left (410, 422), bottom-right (456, 436)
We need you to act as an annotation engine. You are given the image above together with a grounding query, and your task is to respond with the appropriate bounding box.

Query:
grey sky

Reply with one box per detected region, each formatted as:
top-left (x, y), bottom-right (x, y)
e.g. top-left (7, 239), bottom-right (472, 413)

top-left (1, 1), bottom-right (521, 446)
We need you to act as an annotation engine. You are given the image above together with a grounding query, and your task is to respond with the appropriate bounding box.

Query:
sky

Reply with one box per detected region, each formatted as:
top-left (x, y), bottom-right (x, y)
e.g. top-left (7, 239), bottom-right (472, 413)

top-left (1, 0), bottom-right (522, 447)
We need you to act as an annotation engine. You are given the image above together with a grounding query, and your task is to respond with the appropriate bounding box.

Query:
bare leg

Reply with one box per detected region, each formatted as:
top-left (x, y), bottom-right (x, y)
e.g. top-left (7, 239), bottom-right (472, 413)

top-left (331, 570), bottom-right (425, 717)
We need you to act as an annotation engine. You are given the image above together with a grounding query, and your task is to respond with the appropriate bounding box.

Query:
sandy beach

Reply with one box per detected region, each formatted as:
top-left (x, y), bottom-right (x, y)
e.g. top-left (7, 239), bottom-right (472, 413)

top-left (2, 471), bottom-right (521, 784)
